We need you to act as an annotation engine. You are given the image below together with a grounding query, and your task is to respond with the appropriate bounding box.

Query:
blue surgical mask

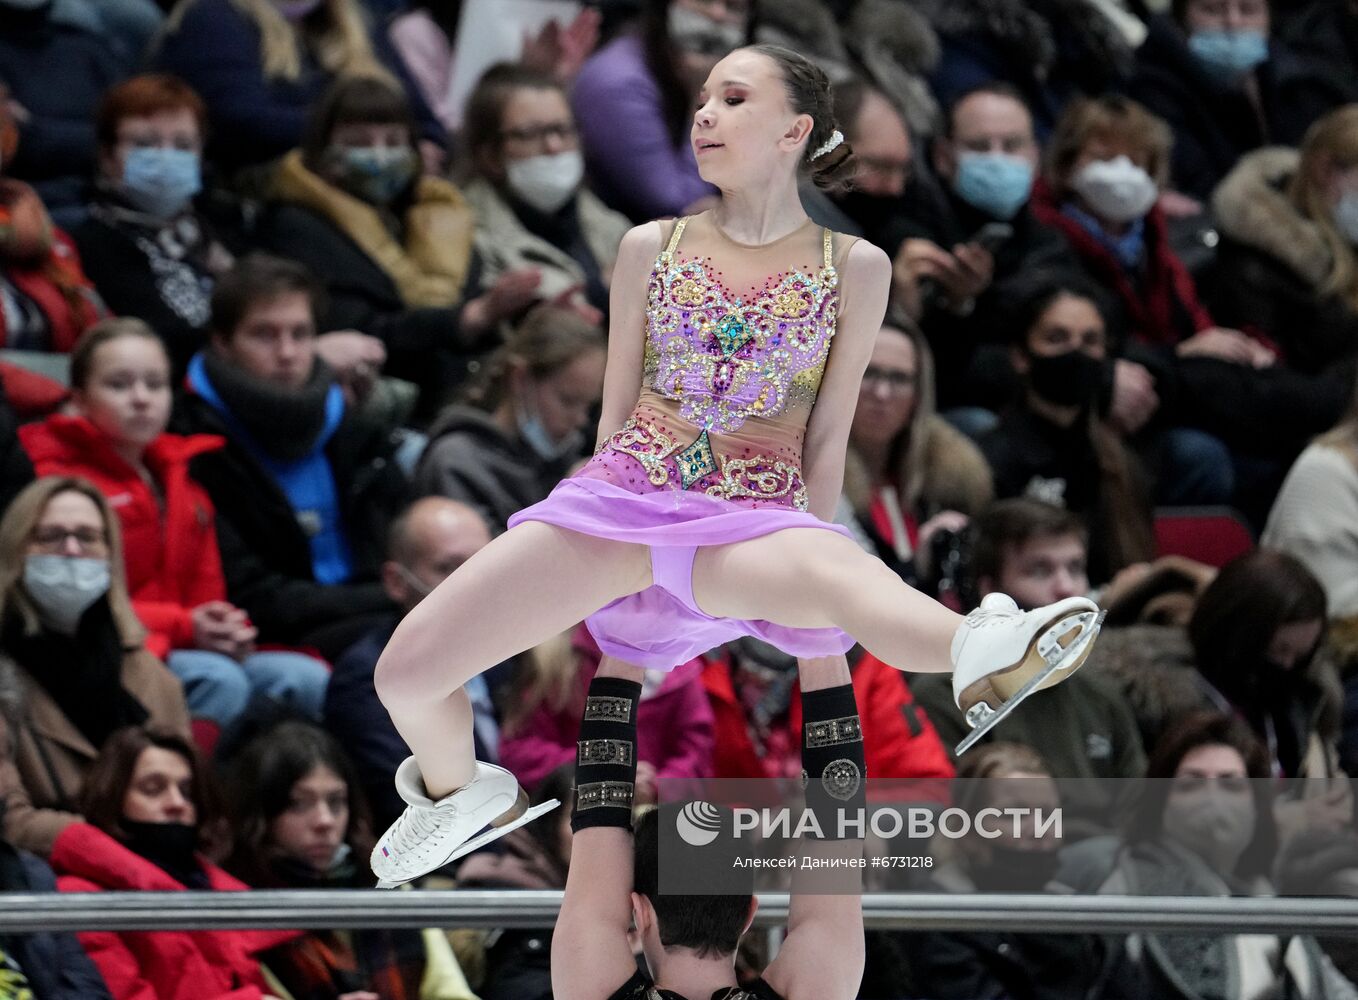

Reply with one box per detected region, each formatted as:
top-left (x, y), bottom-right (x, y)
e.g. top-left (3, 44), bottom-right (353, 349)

top-left (1188, 29), bottom-right (1269, 79)
top-left (326, 145), bottom-right (417, 205)
top-left (516, 396), bottom-right (582, 463)
top-left (122, 147), bottom-right (202, 219)
top-left (953, 152), bottom-right (1034, 220)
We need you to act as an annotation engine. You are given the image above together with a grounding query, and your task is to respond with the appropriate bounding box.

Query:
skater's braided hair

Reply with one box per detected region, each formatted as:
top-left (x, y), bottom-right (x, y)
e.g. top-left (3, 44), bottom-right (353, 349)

top-left (747, 44), bottom-right (855, 190)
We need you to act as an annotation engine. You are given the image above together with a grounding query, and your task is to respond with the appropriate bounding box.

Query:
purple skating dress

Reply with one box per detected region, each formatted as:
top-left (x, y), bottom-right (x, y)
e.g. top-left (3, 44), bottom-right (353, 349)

top-left (507, 213), bottom-right (858, 669)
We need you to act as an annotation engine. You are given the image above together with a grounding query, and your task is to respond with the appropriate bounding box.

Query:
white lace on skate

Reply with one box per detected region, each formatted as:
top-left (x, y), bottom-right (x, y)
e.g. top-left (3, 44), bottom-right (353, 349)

top-left (386, 803), bottom-right (448, 864)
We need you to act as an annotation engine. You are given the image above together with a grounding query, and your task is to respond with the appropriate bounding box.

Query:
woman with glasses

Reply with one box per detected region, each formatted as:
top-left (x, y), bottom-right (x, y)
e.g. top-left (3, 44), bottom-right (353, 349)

top-left (842, 319), bottom-right (993, 593)
top-left (462, 62), bottom-right (632, 317)
top-left (258, 75), bottom-right (546, 414)
top-left (19, 319), bottom-right (331, 737)
top-left (0, 476), bottom-right (189, 857)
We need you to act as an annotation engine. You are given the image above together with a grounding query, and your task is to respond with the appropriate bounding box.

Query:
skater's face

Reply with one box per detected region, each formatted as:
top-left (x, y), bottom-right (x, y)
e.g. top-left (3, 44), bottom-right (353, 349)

top-left (269, 765), bottom-right (349, 875)
top-left (73, 333), bottom-right (172, 459)
top-left (214, 291), bottom-right (316, 390)
top-left (989, 531), bottom-right (1089, 609)
top-left (692, 49), bottom-right (813, 190)
top-left (852, 326), bottom-right (918, 453)
top-left (122, 747), bottom-right (197, 826)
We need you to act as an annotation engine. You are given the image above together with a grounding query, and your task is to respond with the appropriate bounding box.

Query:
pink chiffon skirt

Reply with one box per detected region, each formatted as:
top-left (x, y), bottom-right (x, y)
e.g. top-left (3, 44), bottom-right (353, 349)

top-left (506, 475), bottom-right (856, 670)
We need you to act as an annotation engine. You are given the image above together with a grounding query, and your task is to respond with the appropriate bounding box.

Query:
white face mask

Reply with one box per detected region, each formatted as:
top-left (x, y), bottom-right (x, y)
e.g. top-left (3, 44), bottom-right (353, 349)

top-left (1071, 155), bottom-right (1159, 224)
top-left (505, 150), bottom-right (584, 215)
top-left (23, 554), bottom-right (110, 634)
top-left (1334, 189), bottom-right (1358, 245)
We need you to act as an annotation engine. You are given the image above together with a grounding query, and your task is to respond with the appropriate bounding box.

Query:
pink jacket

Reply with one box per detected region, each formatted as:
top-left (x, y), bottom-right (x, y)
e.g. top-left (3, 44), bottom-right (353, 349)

top-left (500, 626), bottom-right (715, 792)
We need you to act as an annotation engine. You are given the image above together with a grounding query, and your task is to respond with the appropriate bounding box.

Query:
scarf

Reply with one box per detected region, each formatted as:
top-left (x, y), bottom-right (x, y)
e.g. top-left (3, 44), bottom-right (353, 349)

top-left (0, 179), bottom-right (102, 326)
top-left (1, 601), bottom-right (148, 752)
top-left (120, 820), bottom-right (210, 889)
top-left (271, 150), bottom-right (474, 308)
top-left (194, 350), bottom-right (339, 462)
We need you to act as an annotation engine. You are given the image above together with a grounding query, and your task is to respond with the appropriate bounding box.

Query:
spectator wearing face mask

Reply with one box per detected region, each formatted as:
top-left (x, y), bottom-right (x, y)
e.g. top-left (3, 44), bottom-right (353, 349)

top-left (461, 62), bottom-right (631, 317)
top-left (1093, 712), bottom-right (1358, 1000)
top-left (825, 79), bottom-right (916, 257)
top-left (1205, 106), bottom-right (1358, 378)
top-left (1189, 550), bottom-right (1338, 780)
top-left (571, 0), bottom-right (748, 220)
top-left (0, 478), bottom-right (190, 856)
top-left (876, 743), bottom-right (1115, 1000)
top-left (0, 0), bottom-right (127, 227)
top-left (324, 496), bottom-right (503, 829)
top-left (74, 76), bottom-right (235, 378)
top-left (414, 304), bottom-right (606, 534)
top-left (0, 85), bottom-right (107, 354)
top-left (260, 75), bottom-right (543, 414)
top-left (151, 0), bottom-right (445, 178)
top-left (977, 275), bottom-right (1158, 582)
top-left (1131, 0), bottom-right (1312, 200)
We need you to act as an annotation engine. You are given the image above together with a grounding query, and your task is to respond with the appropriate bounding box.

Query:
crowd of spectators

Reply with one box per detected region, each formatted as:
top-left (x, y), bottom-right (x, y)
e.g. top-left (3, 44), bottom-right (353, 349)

top-left (2, 0), bottom-right (1358, 996)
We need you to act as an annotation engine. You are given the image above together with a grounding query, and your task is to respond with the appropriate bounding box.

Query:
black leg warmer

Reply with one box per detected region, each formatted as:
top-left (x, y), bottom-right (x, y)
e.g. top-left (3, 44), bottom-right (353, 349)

top-left (570, 676), bottom-right (642, 833)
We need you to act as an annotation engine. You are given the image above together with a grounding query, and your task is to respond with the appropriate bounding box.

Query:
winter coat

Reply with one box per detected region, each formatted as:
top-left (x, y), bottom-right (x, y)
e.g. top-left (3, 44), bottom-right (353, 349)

top-left (414, 404), bottom-right (575, 533)
top-left (571, 34), bottom-right (716, 221)
top-left (1130, 16), bottom-right (1312, 200)
top-left (499, 626), bottom-right (715, 793)
top-left (0, 837), bottom-right (113, 1000)
top-left (172, 386), bottom-right (406, 658)
top-left (462, 175), bottom-right (630, 313)
top-left (0, 227), bottom-right (107, 352)
top-left (19, 415), bottom-right (228, 660)
top-left (0, 648), bottom-right (189, 856)
top-left (703, 650), bottom-right (955, 782)
top-left (0, 10), bottom-right (125, 219)
top-left (151, 0), bottom-right (444, 175)
top-left (0, 375), bottom-right (36, 513)
top-left (1206, 147), bottom-right (1358, 375)
top-left (51, 822), bottom-right (298, 1000)
top-left (1278, 1), bottom-right (1358, 130)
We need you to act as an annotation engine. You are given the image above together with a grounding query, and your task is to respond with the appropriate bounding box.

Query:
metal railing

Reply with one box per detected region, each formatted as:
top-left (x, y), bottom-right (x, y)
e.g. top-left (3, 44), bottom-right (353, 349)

top-left (3, 890), bottom-right (1358, 937)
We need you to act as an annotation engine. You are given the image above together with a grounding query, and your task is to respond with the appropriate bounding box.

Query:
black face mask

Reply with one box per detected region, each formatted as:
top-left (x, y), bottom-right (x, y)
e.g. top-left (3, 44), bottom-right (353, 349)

top-left (120, 820), bottom-right (202, 886)
top-left (1026, 349), bottom-right (1104, 408)
top-left (972, 844), bottom-right (1062, 892)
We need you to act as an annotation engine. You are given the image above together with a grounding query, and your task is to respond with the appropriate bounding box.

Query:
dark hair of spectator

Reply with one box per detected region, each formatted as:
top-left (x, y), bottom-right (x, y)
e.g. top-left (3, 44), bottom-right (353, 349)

top-left (970, 498), bottom-right (1087, 588)
top-left (944, 81), bottom-right (1031, 140)
top-left (633, 806), bottom-right (753, 958)
top-left (95, 74), bottom-right (208, 153)
top-left (224, 720), bottom-right (376, 886)
top-left (1002, 269), bottom-right (1114, 348)
top-left (300, 74), bottom-right (417, 173)
top-left (458, 302), bottom-right (606, 412)
top-left (70, 318), bottom-right (167, 392)
top-left (1043, 95), bottom-right (1173, 201)
top-left (748, 44), bottom-right (855, 190)
top-left (209, 253), bottom-right (325, 341)
top-left (80, 726), bottom-right (219, 845)
top-left (1127, 711), bottom-right (1277, 879)
top-left (642, 0), bottom-right (753, 146)
top-left (463, 61), bottom-right (565, 178)
top-left (1292, 105), bottom-right (1358, 312)
top-left (0, 477), bottom-right (144, 646)
top-left (1188, 549), bottom-right (1327, 698)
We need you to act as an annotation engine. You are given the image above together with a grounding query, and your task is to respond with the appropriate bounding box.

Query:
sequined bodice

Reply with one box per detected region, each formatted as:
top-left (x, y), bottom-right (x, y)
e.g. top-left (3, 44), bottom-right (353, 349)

top-left (641, 216), bottom-right (840, 435)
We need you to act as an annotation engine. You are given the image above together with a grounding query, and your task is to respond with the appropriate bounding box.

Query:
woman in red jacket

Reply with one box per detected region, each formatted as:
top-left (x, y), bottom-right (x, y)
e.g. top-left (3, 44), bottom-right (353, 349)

top-left (50, 725), bottom-right (295, 1000)
top-left (19, 319), bottom-right (329, 732)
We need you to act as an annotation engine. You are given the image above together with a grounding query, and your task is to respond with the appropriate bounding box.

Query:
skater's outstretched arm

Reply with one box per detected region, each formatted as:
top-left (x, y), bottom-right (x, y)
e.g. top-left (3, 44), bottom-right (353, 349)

top-left (595, 222), bottom-right (665, 451)
top-left (552, 660), bottom-right (647, 1000)
top-left (802, 239), bottom-right (891, 520)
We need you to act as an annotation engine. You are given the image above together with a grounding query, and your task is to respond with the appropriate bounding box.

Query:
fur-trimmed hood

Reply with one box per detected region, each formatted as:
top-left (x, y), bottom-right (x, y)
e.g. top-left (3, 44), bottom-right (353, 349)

top-left (1212, 146), bottom-right (1333, 291)
top-left (842, 414), bottom-right (994, 520)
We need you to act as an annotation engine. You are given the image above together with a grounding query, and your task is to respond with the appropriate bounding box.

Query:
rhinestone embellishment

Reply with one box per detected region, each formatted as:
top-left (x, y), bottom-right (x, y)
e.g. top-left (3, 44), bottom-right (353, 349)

top-left (675, 430), bottom-right (718, 488)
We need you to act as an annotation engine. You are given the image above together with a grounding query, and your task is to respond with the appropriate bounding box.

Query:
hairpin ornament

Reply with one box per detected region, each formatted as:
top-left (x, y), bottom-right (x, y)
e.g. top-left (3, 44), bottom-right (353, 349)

top-left (811, 129), bottom-right (844, 161)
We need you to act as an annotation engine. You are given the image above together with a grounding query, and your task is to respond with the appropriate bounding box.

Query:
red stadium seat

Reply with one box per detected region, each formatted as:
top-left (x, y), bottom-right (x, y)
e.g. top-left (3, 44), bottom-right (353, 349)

top-left (1153, 506), bottom-right (1256, 567)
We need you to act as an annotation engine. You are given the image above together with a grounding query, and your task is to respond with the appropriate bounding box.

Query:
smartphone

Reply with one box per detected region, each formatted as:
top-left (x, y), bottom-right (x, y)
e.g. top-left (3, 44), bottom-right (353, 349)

top-left (971, 221), bottom-right (1014, 253)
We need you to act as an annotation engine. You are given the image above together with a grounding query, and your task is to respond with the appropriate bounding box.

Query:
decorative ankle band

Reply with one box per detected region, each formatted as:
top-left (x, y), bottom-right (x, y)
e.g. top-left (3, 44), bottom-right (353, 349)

top-left (572, 676), bottom-right (642, 832)
top-left (801, 684), bottom-right (867, 837)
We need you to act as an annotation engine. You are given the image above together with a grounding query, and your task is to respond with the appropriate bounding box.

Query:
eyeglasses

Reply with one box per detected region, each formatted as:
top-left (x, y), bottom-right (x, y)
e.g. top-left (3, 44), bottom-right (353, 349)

top-left (30, 526), bottom-right (108, 553)
top-left (501, 122), bottom-right (578, 147)
top-left (861, 366), bottom-right (918, 397)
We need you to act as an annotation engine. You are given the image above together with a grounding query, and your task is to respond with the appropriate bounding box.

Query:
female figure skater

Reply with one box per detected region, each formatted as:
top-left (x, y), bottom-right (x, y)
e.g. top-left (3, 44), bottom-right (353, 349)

top-left (370, 44), bottom-right (1104, 887)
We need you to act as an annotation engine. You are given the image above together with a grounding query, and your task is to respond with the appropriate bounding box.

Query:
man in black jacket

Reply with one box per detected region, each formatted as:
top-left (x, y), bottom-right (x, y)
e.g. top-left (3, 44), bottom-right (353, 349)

top-left (173, 253), bottom-right (409, 660)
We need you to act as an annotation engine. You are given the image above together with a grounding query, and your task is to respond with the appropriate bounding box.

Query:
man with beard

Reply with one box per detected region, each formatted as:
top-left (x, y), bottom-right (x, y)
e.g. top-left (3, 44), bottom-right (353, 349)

top-left (174, 254), bottom-right (409, 660)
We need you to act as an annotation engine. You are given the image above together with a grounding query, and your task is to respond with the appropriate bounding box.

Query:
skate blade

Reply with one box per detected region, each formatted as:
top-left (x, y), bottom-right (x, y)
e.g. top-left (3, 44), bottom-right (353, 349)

top-left (373, 798), bottom-right (563, 889)
top-left (954, 611), bottom-right (1105, 756)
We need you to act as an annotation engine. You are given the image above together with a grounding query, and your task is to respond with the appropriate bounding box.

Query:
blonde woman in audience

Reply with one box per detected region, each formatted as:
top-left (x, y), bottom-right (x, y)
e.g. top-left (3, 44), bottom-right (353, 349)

top-left (0, 477), bottom-right (189, 856)
top-left (152, 0), bottom-right (446, 176)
